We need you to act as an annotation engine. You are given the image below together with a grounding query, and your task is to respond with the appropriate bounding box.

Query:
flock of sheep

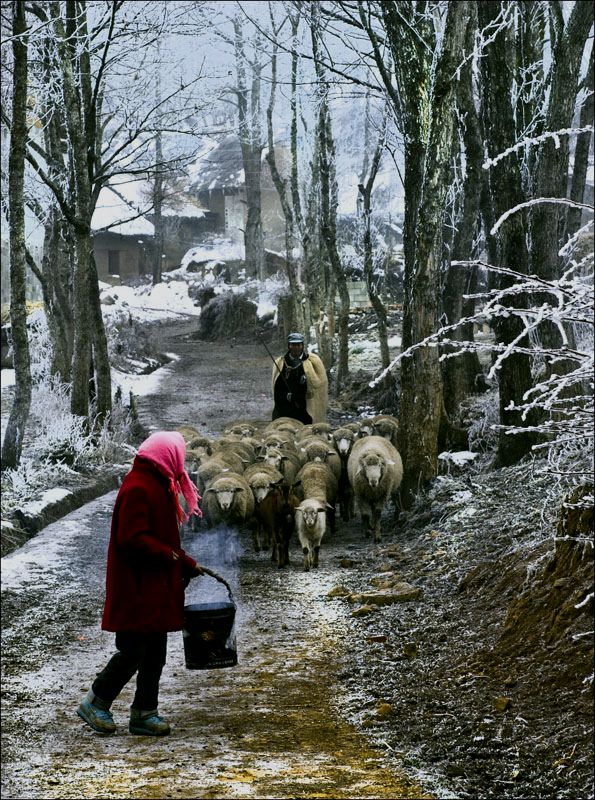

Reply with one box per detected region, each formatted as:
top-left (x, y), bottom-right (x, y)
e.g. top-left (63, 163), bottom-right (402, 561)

top-left (177, 415), bottom-right (403, 571)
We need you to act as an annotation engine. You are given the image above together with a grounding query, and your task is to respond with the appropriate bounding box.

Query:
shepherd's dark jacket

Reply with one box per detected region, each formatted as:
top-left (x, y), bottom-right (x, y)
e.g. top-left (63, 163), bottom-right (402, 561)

top-left (101, 458), bottom-right (198, 633)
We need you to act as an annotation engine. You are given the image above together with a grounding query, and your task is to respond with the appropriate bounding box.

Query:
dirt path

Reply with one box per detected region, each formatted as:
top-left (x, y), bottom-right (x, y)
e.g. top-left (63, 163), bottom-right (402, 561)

top-left (1, 322), bottom-right (431, 800)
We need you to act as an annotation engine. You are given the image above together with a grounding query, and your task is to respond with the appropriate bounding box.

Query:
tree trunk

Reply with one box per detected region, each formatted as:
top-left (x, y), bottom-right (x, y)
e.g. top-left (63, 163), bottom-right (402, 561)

top-left (311, 2), bottom-right (348, 385)
top-left (2, 0), bottom-right (31, 471)
top-left (479, 1), bottom-right (538, 466)
top-left (441, 5), bottom-right (484, 423)
top-left (265, 16), bottom-right (306, 337)
top-left (398, 2), bottom-right (471, 506)
top-left (41, 207), bottom-right (73, 382)
top-left (360, 108), bottom-right (390, 370)
top-left (153, 127), bottom-right (164, 283)
top-left (234, 18), bottom-right (265, 281)
top-left (565, 56), bottom-right (594, 242)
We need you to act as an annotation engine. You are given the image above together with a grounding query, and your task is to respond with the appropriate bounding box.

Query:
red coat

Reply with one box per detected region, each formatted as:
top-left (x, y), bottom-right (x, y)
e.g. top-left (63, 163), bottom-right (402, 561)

top-left (101, 458), bottom-right (198, 633)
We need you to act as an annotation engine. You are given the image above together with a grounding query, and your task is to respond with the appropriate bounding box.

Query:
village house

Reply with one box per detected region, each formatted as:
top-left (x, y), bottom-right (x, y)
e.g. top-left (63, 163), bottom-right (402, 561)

top-left (188, 135), bottom-right (290, 255)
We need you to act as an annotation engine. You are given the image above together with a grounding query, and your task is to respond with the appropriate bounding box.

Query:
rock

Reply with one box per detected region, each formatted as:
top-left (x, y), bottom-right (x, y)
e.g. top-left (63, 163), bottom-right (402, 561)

top-left (351, 604), bottom-right (377, 617)
top-left (349, 583), bottom-right (422, 605)
top-left (339, 557), bottom-right (357, 568)
top-left (493, 696), bottom-right (512, 712)
top-left (376, 702), bottom-right (393, 718)
top-left (403, 642), bottom-right (417, 658)
top-left (327, 585), bottom-right (351, 599)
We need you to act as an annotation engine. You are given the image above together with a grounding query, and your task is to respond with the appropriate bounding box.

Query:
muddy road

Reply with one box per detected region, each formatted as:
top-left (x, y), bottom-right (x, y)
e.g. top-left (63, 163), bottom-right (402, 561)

top-left (1, 323), bottom-right (431, 800)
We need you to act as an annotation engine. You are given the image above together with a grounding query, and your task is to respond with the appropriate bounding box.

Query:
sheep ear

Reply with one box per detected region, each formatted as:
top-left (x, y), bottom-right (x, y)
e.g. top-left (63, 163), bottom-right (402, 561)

top-left (317, 508), bottom-right (326, 514)
top-left (356, 465), bottom-right (363, 475)
top-left (234, 486), bottom-right (244, 493)
top-left (205, 487), bottom-right (215, 494)
top-left (327, 450), bottom-right (336, 457)
top-left (326, 503), bottom-right (334, 511)
top-left (386, 459), bottom-right (395, 465)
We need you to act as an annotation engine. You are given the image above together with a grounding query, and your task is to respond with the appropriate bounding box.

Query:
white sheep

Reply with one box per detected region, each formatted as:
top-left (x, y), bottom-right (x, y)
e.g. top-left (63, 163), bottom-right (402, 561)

top-left (295, 497), bottom-right (327, 571)
top-left (347, 435), bottom-right (403, 543)
top-left (203, 472), bottom-right (255, 530)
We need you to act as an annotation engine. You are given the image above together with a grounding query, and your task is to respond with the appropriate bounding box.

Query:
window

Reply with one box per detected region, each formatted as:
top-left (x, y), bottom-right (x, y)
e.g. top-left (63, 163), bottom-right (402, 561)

top-left (108, 250), bottom-right (120, 276)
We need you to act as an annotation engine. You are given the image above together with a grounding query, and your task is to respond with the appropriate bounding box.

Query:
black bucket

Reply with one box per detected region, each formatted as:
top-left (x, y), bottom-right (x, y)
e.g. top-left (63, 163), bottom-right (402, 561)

top-left (182, 568), bottom-right (238, 670)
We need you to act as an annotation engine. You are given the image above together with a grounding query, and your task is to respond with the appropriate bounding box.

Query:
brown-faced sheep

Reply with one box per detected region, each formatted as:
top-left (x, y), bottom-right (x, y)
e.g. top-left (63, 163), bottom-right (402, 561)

top-left (243, 463), bottom-right (284, 552)
top-left (330, 426), bottom-right (357, 522)
top-left (371, 414), bottom-right (399, 448)
top-left (347, 435), bottom-right (403, 543)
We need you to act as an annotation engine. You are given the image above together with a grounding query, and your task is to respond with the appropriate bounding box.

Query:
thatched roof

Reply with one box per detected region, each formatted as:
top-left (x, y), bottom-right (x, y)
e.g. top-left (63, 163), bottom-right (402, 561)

top-left (190, 136), bottom-right (245, 193)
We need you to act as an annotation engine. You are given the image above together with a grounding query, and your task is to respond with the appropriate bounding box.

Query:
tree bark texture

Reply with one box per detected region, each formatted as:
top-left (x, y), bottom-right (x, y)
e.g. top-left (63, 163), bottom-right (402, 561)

top-left (360, 109), bottom-right (390, 370)
top-left (441, 5), bottom-right (484, 422)
top-left (311, 2), bottom-right (349, 384)
top-left (234, 19), bottom-right (265, 282)
top-left (2, 0), bottom-right (32, 471)
top-left (265, 12), bottom-right (307, 338)
top-left (565, 56), bottom-right (593, 242)
top-left (396, 1), bottom-right (471, 506)
top-left (479, 0), bottom-right (538, 466)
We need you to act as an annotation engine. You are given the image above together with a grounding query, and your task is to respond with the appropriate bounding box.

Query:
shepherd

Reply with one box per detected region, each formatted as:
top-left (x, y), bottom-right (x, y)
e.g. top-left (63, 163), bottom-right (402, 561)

top-left (76, 431), bottom-right (205, 737)
top-left (272, 332), bottom-right (328, 424)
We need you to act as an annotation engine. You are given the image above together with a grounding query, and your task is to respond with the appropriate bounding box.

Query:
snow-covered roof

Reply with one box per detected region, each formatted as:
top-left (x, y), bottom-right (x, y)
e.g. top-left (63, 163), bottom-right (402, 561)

top-left (190, 136), bottom-right (245, 192)
top-left (92, 186), bottom-right (154, 236)
top-left (92, 176), bottom-right (210, 236)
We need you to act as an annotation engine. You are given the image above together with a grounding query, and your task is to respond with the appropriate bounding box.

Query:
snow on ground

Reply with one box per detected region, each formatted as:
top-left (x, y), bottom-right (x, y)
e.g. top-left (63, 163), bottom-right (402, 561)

top-left (1, 369), bottom-right (15, 388)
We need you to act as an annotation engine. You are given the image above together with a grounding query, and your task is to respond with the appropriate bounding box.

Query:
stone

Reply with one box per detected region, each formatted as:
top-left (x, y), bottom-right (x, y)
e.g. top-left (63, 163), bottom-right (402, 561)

top-left (349, 583), bottom-right (422, 605)
top-left (493, 696), bottom-right (512, 713)
top-left (327, 585), bottom-right (351, 599)
top-left (352, 604), bottom-right (377, 617)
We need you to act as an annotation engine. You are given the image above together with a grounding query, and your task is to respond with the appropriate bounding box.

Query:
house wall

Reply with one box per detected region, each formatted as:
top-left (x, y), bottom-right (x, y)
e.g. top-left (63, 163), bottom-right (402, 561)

top-left (158, 215), bottom-right (219, 271)
top-left (93, 232), bottom-right (152, 284)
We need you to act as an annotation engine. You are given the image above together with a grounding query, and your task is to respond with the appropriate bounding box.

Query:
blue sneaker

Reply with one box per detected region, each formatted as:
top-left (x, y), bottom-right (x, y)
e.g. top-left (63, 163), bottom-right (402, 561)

top-left (77, 690), bottom-right (116, 735)
top-left (129, 708), bottom-right (171, 736)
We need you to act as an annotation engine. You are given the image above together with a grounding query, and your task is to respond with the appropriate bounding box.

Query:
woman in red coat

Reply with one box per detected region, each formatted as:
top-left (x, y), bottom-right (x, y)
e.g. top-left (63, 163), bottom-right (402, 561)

top-left (77, 431), bottom-right (204, 736)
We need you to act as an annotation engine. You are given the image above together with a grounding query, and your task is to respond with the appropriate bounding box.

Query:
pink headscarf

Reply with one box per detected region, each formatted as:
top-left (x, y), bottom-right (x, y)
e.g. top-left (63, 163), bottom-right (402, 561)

top-left (136, 431), bottom-right (202, 524)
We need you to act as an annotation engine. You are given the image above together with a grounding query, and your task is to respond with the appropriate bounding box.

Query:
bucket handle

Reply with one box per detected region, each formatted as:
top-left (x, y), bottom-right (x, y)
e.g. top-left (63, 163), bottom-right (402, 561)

top-left (198, 565), bottom-right (235, 603)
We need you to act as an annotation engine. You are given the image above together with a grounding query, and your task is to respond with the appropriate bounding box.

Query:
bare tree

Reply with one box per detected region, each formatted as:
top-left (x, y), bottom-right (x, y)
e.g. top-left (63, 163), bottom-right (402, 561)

top-left (310, 0), bottom-right (348, 386)
top-left (358, 102), bottom-right (390, 370)
top-left (265, 4), bottom-right (307, 335)
top-left (234, 15), bottom-right (266, 281)
top-left (2, 0), bottom-right (31, 470)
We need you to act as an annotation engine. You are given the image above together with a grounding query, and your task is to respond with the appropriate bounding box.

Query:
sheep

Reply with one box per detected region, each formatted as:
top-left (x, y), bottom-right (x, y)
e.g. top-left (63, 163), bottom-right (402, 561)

top-left (203, 472), bottom-right (255, 530)
top-left (223, 421), bottom-right (261, 438)
top-left (298, 436), bottom-right (342, 483)
top-left (371, 414), bottom-right (399, 448)
top-left (254, 482), bottom-right (294, 567)
top-left (261, 447), bottom-right (301, 486)
top-left (242, 463), bottom-right (284, 552)
top-left (264, 416), bottom-right (304, 435)
top-left (330, 426), bottom-right (358, 522)
top-left (295, 498), bottom-right (328, 571)
top-left (347, 435), bottom-right (403, 543)
top-left (212, 436), bottom-right (257, 465)
top-left (293, 461), bottom-right (338, 537)
top-left (196, 458), bottom-right (233, 497)
top-left (187, 434), bottom-right (214, 459)
top-left (175, 424), bottom-right (202, 444)
top-left (357, 418), bottom-right (374, 437)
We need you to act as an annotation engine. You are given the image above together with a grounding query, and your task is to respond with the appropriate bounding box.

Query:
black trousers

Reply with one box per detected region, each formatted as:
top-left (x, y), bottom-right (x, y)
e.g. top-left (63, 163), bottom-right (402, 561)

top-left (92, 631), bottom-right (167, 711)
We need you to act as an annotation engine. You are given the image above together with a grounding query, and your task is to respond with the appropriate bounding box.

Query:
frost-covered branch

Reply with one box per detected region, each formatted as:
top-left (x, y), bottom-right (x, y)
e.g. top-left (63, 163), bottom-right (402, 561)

top-left (482, 126), bottom-right (594, 170)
